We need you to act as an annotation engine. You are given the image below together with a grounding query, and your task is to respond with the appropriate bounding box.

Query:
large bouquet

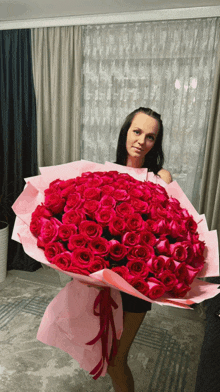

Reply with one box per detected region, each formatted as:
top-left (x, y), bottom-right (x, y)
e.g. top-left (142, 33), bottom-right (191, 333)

top-left (12, 160), bottom-right (219, 379)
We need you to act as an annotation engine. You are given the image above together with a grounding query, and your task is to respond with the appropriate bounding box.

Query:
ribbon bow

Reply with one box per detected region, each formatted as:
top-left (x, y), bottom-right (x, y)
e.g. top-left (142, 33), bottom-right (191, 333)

top-left (86, 287), bottom-right (119, 380)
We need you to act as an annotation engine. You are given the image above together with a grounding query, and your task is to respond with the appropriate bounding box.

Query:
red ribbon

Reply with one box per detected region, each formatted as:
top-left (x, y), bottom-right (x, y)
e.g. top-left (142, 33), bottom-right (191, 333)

top-left (86, 287), bottom-right (119, 380)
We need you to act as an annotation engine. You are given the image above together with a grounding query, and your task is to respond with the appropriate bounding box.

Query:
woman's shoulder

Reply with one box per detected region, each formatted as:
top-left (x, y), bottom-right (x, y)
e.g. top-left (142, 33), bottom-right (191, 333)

top-left (157, 168), bottom-right (172, 184)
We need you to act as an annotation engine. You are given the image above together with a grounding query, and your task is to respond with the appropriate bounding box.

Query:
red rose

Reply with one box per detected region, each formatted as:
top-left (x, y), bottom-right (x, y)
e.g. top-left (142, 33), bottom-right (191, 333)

top-left (88, 256), bottom-right (110, 273)
top-left (139, 231), bottom-right (156, 247)
top-left (82, 199), bottom-right (100, 218)
top-left (185, 265), bottom-right (200, 285)
top-left (146, 277), bottom-right (166, 299)
top-left (128, 276), bottom-right (150, 296)
top-left (37, 218), bottom-right (61, 247)
top-left (109, 240), bottom-right (127, 261)
top-left (129, 197), bottom-right (149, 214)
top-left (30, 216), bottom-right (48, 237)
top-left (155, 237), bottom-right (170, 256)
top-left (44, 193), bottom-right (66, 214)
top-left (170, 282), bottom-right (191, 298)
top-left (125, 213), bottom-right (144, 232)
top-left (169, 220), bottom-right (187, 239)
top-left (51, 251), bottom-right (72, 270)
top-left (122, 231), bottom-right (140, 247)
top-left (64, 192), bottom-right (83, 211)
top-left (58, 224), bottom-right (77, 241)
top-left (168, 197), bottom-right (181, 212)
top-left (184, 216), bottom-right (197, 233)
top-left (86, 177), bottom-right (103, 188)
top-left (71, 247), bottom-right (94, 269)
top-left (79, 220), bottom-right (103, 239)
top-left (68, 234), bottom-right (89, 250)
top-left (32, 204), bottom-right (53, 219)
top-left (193, 241), bottom-right (205, 257)
top-left (109, 216), bottom-right (126, 236)
top-left (44, 242), bottom-right (66, 261)
top-left (59, 178), bottom-right (76, 189)
top-left (190, 256), bottom-right (205, 270)
top-left (144, 219), bottom-right (158, 234)
top-left (128, 187), bottom-right (144, 199)
top-left (114, 179), bottom-right (130, 190)
top-left (157, 270), bottom-right (178, 291)
top-left (98, 174), bottom-right (114, 185)
top-left (146, 256), bottom-right (165, 274)
top-left (62, 210), bottom-right (85, 226)
top-left (154, 219), bottom-right (170, 236)
top-left (95, 208), bottom-right (115, 227)
top-left (127, 245), bottom-right (154, 261)
top-left (170, 242), bottom-right (188, 262)
top-left (127, 259), bottom-right (149, 279)
top-left (112, 266), bottom-right (131, 280)
top-left (173, 261), bottom-right (188, 282)
top-left (101, 185), bottom-right (115, 195)
top-left (89, 237), bottom-right (110, 257)
top-left (100, 195), bottom-right (116, 209)
top-left (83, 187), bottom-right (101, 201)
top-left (163, 256), bottom-right (176, 272)
top-left (61, 184), bottom-right (77, 199)
top-left (180, 241), bottom-right (194, 263)
top-left (113, 189), bottom-right (129, 202)
top-left (116, 202), bottom-right (135, 218)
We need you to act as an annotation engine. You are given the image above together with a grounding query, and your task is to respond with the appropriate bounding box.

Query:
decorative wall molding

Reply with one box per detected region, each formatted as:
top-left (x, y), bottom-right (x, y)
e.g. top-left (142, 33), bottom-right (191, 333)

top-left (0, 6), bottom-right (220, 30)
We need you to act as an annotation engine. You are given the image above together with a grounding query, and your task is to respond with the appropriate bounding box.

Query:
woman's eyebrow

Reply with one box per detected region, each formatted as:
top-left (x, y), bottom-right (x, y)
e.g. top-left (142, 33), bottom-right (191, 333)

top-left (133, 127), bottom-right (157, 135)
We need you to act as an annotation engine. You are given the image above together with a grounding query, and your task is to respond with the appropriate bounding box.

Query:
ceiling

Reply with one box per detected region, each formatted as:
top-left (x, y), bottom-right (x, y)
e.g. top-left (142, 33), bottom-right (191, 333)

top-left (1, 0), bottom-right (220, 22)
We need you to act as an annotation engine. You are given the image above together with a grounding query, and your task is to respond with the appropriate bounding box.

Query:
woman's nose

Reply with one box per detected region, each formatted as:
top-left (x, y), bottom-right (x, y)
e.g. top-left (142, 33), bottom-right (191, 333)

top-left (138, 135), bottom-right (145, 145)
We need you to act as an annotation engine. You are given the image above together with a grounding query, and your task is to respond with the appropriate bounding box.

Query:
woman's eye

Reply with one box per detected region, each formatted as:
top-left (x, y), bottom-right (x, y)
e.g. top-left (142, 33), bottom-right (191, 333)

top-left (148, 135), bottom-right (155, 141)
top-left (134, 130), bottom-right (140, 135)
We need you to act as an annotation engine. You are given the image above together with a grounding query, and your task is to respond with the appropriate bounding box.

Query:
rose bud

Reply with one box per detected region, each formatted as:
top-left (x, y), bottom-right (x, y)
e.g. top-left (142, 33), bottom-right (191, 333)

top-left (44, 242), bottom-right (66, 262)
top-left (145, 277), bottom-right (166, 300)
top-left (170, 282), bottom-right (191, 298)
top-left (155, 237), bottom-right (170, 256)
top-left (170, 243), bottom-right (188, 262)
top-left (128, 277), bottom-right (150, 296)
top-left (157, 270), bottom-right (178, 291)
top-left (127, 259), bottom-right (149, 279)
top-left (122, 231), bottom-right (140, 247)
top-left (51, 251), bottom-right (72, 270)
top-left (109, 240), bottom-right (127, 261)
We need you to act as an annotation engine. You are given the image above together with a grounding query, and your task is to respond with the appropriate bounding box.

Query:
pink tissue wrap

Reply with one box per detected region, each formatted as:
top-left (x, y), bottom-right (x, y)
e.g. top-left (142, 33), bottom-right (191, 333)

top-left (11, 160), bottom-right (220, 377)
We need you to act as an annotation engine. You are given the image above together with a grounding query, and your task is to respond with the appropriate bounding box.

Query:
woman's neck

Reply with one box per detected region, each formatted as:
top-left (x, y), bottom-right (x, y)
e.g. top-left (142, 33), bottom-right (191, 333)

top-left (126, 156), bottom-right (144, 168)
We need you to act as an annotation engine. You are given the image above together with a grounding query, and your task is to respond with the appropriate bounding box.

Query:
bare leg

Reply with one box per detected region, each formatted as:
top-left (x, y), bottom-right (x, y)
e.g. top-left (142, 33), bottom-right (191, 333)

top-left (107, 311), bottom-right (147, 392)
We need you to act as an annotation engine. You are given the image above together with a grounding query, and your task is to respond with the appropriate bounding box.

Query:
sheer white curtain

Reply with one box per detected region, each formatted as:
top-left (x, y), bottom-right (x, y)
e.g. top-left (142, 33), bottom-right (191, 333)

top-left (31, 26), bottom-right (82, 168)
top-left (81, 18), bottom-right (220, 210)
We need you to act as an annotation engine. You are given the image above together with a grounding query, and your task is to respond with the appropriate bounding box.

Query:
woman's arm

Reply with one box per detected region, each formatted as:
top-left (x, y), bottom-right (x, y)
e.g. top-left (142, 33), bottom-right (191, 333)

top-left (157, 168), bottom-right (172, 184)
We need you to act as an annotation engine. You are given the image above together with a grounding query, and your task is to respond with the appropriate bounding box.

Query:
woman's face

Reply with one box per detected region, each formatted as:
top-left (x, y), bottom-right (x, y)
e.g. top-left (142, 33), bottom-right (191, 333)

top-left (126, 112), bottom-right (159, 166)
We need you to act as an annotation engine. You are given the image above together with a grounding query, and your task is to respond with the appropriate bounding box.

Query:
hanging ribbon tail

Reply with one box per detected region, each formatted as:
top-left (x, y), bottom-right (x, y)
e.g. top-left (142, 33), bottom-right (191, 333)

top-left (86, 287), bottom-right (119, 379)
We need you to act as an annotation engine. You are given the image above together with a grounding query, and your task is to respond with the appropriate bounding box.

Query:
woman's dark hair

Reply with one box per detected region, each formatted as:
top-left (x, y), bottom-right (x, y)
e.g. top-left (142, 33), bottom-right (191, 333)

top-left (116, 107), bottom-right (164, 175)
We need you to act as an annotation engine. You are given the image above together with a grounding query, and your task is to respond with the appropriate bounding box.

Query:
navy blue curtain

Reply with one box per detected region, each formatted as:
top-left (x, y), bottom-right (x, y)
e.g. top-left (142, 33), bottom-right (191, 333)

top-left (0, 29), bottom-right (40, 271)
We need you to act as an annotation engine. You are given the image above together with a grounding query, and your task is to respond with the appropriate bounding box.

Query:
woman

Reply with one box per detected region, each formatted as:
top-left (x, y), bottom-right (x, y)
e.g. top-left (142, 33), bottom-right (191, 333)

top-left (107, 107), bottom-right (172, 392)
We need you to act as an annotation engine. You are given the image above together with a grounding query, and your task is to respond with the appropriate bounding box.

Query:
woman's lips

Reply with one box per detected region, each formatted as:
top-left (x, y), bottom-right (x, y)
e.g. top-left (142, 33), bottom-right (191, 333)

top-left (133, 147), bottom-right (143, 152)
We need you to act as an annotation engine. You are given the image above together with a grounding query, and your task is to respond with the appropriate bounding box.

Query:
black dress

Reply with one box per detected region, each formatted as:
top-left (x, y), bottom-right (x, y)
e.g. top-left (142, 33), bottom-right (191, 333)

top-left (120, 291), bottom-right (152, 313)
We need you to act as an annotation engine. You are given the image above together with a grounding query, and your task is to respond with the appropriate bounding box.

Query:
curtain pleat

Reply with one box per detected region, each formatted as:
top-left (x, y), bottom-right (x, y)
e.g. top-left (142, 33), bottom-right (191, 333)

top-left (31, 26), bottom-right (82, 167)
top-left (199, 36), bottom-right (220, 258)
top-left (0, 29), bottom-right (39, 271)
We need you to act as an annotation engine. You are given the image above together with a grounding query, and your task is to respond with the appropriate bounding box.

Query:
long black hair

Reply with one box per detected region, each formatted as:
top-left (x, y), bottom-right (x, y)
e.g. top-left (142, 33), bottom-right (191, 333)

top-left (116, 107), bottom-right (164, 175)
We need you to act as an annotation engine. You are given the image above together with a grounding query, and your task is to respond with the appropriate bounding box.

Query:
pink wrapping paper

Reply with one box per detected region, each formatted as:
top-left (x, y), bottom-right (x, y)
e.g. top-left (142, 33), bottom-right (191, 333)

top-left (36, 278), bottom-right (123, 377)
top-left (11, 160), bottom-right (220, 377)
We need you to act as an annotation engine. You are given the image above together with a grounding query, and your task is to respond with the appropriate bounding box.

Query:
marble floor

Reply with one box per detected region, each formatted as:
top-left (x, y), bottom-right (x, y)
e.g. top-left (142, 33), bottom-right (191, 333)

top-left (0, 268), bottom-right (207, 392)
